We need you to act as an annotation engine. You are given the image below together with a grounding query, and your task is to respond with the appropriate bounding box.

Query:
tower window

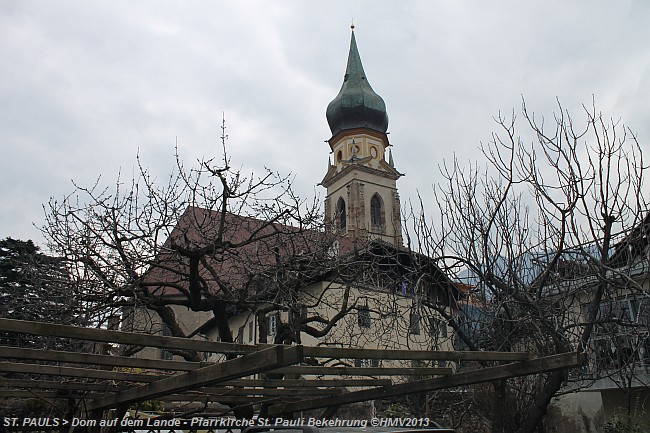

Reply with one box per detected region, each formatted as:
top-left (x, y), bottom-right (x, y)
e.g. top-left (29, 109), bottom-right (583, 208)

top-left (337, 150), bottom-right (343, 162)
top-left (370, 194), bottom-right (383, 227)
top-left (336, 197), bottom-right (347, 230)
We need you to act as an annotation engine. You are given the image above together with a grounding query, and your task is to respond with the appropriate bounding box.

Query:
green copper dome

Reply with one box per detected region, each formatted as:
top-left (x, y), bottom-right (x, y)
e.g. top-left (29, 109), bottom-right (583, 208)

top-left (326, 31), bottom-right (389, 135)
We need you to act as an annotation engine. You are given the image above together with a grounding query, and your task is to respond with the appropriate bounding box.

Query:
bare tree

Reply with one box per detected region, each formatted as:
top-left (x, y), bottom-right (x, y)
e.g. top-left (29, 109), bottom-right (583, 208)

top-left (408, 98), bottom-right (650, 433)
top-left (44, 122), bottom-right (318, 328)
top-left (41, 120), bottom-right (461, 419)
top-left (41, 122), bottom-right (339, 414)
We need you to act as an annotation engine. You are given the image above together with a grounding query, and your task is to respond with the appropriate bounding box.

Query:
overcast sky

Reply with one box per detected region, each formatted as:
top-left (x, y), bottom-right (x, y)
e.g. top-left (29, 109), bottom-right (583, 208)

top-left (2, 1), bottom-right (649, 247)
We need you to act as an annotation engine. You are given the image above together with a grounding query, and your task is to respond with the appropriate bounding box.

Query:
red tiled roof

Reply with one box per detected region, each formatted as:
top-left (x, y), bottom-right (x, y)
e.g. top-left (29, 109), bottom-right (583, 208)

top-left (143, 206), bottom-right (349, 299)
top-left (142, 206), bottom-right (457, 307)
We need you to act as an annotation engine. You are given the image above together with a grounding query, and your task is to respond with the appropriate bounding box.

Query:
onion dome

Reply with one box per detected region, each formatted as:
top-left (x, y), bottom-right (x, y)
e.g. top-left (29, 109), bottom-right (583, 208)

top-left (326, 30), bottom-right (389, 135)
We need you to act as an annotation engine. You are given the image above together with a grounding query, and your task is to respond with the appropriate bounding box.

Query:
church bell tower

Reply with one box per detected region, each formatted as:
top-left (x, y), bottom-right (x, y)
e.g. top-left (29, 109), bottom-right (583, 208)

top-left (322, 28), bottom-right (403, 246)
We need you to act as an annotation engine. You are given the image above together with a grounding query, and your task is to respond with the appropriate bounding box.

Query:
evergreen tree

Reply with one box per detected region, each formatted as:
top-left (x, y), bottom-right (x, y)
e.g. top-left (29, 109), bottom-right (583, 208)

top-left (0, 237), bottom-right (84, 349)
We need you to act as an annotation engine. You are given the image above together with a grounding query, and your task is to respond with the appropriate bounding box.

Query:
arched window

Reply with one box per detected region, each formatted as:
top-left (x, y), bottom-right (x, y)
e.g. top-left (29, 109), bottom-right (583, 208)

top-left (337, 150), bottom-right (343, 163)
top-left (336, 197), bottom-right (346, 230)
top-left (370, 194), bottom-right (383, 227)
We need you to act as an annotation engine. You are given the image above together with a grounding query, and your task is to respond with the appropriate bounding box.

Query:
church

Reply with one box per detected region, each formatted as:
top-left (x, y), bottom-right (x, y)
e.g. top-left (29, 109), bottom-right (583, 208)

top-left (124, 27), bottom-right (459, 364)
top-left (114, 29), bottom-right (464, 426)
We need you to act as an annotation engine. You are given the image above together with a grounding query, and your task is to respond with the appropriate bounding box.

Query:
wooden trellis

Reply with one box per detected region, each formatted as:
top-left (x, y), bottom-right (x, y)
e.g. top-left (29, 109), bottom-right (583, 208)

top-left (0, 317), bottom-right (586, 421)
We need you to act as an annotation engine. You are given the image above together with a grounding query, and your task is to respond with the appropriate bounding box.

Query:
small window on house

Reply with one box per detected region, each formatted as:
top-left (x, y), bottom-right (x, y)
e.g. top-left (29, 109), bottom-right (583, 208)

top-left (585, 298), bottom-right (639, 336)
top-left (370, 194), bottom-right (383, 227)
top-left (358, 307), bottom-right (371, 328)
top-left (584, 297), bottom-right (650, 369)
top-left (440, 321), bottom-right (448, 338)
top-left (354, 358), bottom-right (371, 368)
top-left (429, 317), bottom-right (438, 337)
top-left (409, 313), bottom-right (421, 335)
top-left (643, 336), bottom-right (650, 363)
top-left (429, 317), bottom-right (448, 338)
top-left (336, 197), bottom-right (347, 230)
top-left (248, 321), bottom-right (254, 342)
top-left (267, 314), bottom-right (278, 336)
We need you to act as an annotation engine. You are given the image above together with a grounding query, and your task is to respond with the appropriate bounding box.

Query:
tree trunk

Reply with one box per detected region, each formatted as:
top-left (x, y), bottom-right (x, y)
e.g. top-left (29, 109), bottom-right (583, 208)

top-left (213, 303), bottom-right (254, 419)
top-left (520, 370), bottom-right (565, 433)
top-left (492, 379), bottom-right (506, 433)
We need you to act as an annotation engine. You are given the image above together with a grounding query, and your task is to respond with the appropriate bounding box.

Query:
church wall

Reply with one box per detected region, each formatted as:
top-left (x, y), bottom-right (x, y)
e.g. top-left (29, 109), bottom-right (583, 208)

top-left (307, 281), bottom-right (453, 353)
top-left (223, 280), bottom-right (455, 372)
top-left (120, 305), bottom-right (163, 361)
top-left (123, 278), bottom-right (454, 364)
top-left (206, 278), bottom-right (455, 387)
top-left (122, 304), bottom-right (213, 361)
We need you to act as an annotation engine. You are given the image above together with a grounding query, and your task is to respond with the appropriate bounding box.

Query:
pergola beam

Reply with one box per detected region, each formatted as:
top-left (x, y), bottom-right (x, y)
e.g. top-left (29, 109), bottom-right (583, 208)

top-left (198, 387), bottom-right (341, 397)
top-left (0, 345), bottom-right (205, 371)
top-left (225, 378), bottom-right (392, 387)
top-left (302, 346), bottom-right (531, 361)
top-left (0, 362), bottom-right (391, 388)
top-left (0, 378), bottom-right (124, 392)
top-left (0, 390), bottom-right (106, 399)
top-left (0, 361), bottom-right (163, 382)
top-left (271, 366), bottom-right (453, 376)
top-left (0, 390), bottom-right (286, 404)
top-left (0, 377), bottom-right (382, 395)
top-left (0, 318), bottom-right (253, 355)
top-left (0, 379), bottom-right (341, 397)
